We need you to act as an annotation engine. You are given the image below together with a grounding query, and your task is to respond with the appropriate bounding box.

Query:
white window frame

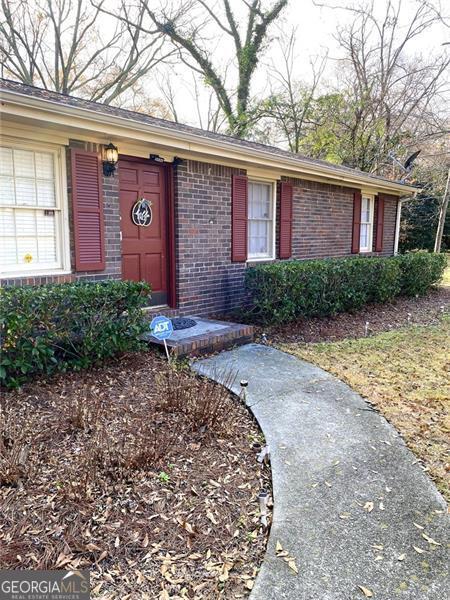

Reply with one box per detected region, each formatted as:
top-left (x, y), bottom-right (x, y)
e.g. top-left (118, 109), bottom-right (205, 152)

top-left (0, 137), bottom-right (71, 278)
top-left (360, 194), bottom-right (375, 253)
top-left (247, 179), bottom-right (277, 262)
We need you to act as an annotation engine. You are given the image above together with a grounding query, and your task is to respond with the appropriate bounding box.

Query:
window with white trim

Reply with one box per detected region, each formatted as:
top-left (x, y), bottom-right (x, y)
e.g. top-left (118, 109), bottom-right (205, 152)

top-left (0, 142), bottom-right (69, 276)
top-left (248, 181), bottom-right (275, 260)
top-left (360, 195), bottom-right (374, 252)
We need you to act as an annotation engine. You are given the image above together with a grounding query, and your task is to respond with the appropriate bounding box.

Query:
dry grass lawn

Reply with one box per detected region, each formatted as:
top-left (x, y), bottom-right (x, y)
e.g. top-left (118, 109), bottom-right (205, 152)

top-left (441, 254), bottom-right (450, 287)
top-left (280, 317), bottom-right (450, 502)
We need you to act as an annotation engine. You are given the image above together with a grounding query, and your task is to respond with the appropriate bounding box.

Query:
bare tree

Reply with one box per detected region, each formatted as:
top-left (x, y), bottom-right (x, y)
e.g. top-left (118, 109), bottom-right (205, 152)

top-left (127, 92), bottom-right (175, 120)
top-left (98, 0), bottom-right (288, 136)
top-left (190, 73), bottom-right (229, 132)
top-left (306, 0), bottom-right (450, 173)
top-left (0, 0), bottom-right (175, 105)
top-left (257, 28), bottom-right (327, 151)
top-left (156, 73), bottom-right (181, 122)
top-left (157, 71), bottom-right (228, 131)
top-left (423, 0), bottom-right (450, 45)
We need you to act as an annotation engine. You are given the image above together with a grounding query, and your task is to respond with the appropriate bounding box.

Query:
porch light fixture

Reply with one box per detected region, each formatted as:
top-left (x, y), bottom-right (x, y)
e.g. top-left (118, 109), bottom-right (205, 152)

top-left (103, 143), bottom-right (118, 177)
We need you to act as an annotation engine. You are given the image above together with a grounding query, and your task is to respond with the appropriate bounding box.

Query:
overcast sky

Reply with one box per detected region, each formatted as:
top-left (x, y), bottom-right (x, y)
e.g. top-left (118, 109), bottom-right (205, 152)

top-left (133, 0), bottom-right (450, 126)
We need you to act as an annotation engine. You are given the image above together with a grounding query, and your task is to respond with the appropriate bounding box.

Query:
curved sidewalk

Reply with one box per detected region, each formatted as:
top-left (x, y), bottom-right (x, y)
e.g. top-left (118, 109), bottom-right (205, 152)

top-left (193, 343), bottom-right (449, 600)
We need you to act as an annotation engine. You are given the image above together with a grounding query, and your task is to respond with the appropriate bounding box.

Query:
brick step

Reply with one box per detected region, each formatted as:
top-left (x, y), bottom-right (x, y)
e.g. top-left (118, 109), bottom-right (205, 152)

top-left (142, 316), bottom-right (254, 358)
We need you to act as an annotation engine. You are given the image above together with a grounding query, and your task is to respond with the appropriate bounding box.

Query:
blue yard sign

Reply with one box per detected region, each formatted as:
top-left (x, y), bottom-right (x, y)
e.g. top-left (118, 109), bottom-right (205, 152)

top-left (150, 315), bottom-right (173, 362)
top-left (150, 315), bottom-right (173, 340)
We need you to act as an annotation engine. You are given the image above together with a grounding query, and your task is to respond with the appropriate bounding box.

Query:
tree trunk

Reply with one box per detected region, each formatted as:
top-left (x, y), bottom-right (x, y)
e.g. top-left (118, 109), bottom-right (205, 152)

top-left (434, 168), bottom-right (450, 253)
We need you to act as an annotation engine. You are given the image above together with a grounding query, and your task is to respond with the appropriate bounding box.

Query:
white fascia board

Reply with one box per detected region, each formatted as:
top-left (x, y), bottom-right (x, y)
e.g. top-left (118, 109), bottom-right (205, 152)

top-left (0, 88), bottom-right (418, 195)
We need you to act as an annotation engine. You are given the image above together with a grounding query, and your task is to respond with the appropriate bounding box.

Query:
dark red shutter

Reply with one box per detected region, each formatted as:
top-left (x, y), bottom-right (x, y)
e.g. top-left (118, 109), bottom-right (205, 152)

top-left (71, 149), bottom-right (105, 271)
top-left (231, 174), bottom-right (248, 262)
top-left (375, 194), bottom-right (385, 252)
top-left (351, 191), bottom-right (362, 254)
top-left (279, 181), bottom-right (293, 259)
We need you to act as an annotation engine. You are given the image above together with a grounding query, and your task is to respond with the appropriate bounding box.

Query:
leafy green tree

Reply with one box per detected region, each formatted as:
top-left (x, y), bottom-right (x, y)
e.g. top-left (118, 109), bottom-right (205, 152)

top-left (400, 152), bottom-right (450, 252)
top-left (400, 194), bottom-right (449, 252)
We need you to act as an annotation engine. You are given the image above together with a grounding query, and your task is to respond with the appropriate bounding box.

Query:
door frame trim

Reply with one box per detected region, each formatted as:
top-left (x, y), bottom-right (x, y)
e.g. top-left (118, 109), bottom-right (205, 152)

top-left (118, 155), bottom-right (177, 308)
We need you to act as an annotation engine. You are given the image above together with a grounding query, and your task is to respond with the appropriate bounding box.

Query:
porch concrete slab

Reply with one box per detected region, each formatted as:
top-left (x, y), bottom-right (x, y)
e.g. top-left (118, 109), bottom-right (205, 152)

top-left (168, 318), bottom-right (228, 341)
top-left (192, 343), bottom-right (449, 600)
top-left (143, 316), bottom-right (254, 357)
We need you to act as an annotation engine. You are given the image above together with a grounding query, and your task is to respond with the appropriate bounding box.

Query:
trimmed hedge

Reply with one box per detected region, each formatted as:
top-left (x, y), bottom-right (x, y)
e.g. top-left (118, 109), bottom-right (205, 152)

top-left (245, 252), bottom-right (447, 325)
top-left (394, 252), bottom-right (447, 296)
top-left (0, 280), bottom-right (150, 388)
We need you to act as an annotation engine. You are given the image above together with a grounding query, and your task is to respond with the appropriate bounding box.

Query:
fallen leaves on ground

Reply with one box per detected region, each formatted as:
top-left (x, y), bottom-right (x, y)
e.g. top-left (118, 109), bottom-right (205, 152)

top-left (0, 351), bottom-right (271, 598)
top-left (275, 541), bottom-right (298, 575)
top-left (358, 584), bottom-right (374, 597)
top-left (262, 287), bottom-right (449, 344)
top-left (422, 533), bottom-right (441, 546)
top-left (282, 314), bottom-right (450, 501)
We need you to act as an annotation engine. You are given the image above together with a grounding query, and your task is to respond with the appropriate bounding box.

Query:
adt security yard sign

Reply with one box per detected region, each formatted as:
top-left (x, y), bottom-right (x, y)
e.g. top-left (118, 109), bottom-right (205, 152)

top-left (150, 315), bottom-right (173, 340)
top-left (150, 315), bottom-right (173, 361)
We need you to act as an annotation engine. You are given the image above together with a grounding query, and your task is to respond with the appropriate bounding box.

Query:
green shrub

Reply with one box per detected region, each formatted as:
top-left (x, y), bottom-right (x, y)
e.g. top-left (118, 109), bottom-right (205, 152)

top-left (0, 280), bottom-right (150, 388)
top-left (395, 251), bottom-right (447, 296)
top-left (245, 253), bottom-right (444, 325)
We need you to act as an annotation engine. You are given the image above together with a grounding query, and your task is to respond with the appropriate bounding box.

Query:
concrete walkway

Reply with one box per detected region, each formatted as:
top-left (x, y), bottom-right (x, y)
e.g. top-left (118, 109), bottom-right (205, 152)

top-left (192, 344), bottom-right (449, 600)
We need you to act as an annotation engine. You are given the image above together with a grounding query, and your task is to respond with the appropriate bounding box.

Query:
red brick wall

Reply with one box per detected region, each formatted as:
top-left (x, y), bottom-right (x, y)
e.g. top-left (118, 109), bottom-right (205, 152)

top-left (174, 160), bottom-right (247, 315)
top-left (283, 177), bottom-right (398, 259)
top-left (373, 193), bottom-right (398, 256)
top-left (0, 273), bottom-right (75, 287)
top-left (173, 169), bottom-right (399, 317)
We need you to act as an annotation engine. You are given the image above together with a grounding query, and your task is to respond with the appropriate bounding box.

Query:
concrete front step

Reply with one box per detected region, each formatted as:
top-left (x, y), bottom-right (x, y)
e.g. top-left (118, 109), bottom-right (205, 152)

top-left (143, 305), bottom-right (180, 319)
top-left (142, 316), bottom-right (254, 357)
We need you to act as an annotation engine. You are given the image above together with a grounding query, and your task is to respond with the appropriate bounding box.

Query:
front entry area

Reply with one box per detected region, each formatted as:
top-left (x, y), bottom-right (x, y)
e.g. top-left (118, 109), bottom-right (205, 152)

top-left (119, 158), bottom-right (170, 306)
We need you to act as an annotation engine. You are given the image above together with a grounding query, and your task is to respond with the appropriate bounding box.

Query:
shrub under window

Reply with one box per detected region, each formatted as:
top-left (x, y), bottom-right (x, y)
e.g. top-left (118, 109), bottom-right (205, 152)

top-left (245, 252), bottom-right (446, 324)
top-left (0, 280), bottom-right (150, 388)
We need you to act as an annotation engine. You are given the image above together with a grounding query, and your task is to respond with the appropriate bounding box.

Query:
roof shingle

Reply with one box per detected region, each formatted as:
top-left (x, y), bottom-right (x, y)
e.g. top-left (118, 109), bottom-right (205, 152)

top-left (0, 78), bottom-right (414, 190)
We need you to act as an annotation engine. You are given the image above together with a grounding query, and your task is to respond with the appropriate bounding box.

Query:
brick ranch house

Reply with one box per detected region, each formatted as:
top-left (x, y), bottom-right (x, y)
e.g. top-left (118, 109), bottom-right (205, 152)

top-left (0, 79), bottom-right (417, 315)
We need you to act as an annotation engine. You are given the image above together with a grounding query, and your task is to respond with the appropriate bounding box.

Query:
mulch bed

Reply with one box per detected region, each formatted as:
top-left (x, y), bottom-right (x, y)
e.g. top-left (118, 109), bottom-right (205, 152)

top-left (261, 287), bottom-right (450, 344)
top-left (0, 351), bottom-right (271, 599)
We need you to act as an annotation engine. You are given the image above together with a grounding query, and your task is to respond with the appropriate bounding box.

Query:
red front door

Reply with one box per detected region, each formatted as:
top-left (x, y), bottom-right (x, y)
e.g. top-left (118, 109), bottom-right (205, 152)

top-left (119, 159), bottom-right (169, 306)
